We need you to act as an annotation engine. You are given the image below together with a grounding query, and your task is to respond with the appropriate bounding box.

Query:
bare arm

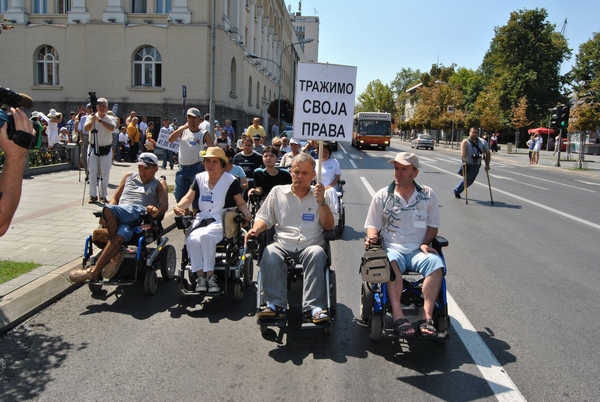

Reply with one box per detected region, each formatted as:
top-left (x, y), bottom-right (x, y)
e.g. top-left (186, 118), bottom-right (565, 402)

top-left (315, 183), bottom-right (335, 231)
top-left (168, 123), bottom-right (188, 142)
top-left (173, 188), bottom-right (196, 215)
top-left (109, 172), bottom-right (132, 205)
top-left (419, 226), bottom-right (439, 255)
top-left (147, 180), bottom-right (169, 218)
top-left (0, 108), bottom-right (31, 236)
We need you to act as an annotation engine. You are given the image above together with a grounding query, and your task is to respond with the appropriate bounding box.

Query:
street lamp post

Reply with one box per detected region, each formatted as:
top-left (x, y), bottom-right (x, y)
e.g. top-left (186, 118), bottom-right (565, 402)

top-left (249, 38), bottom-right (314, 131)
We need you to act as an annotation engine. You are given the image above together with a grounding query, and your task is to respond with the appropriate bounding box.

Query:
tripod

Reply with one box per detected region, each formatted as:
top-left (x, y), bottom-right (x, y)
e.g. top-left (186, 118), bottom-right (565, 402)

top-left (81, 123), bottom-right (106, 205)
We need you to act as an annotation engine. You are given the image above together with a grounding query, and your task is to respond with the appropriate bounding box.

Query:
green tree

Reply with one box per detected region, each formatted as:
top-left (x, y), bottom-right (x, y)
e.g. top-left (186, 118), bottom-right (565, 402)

top-left (355, 79), bottom-right (396, 114)
top-left (391, 68), bottom-right (422, 122)
top-left (481, 8), bottom-right (571, 126)
top-left (570, 32), bottom-right (600, 103)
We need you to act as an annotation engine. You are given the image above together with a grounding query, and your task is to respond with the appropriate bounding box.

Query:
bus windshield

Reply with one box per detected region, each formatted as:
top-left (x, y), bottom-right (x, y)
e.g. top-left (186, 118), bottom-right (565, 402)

top-left (359, 120), bottom-right (391, 136)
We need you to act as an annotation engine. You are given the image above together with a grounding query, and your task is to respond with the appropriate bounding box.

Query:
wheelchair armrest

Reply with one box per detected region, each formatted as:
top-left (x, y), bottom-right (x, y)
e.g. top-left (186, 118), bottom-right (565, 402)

top-left (432, 235), bottom-right (449, 249)
top-left (93, 211), bottom-right (103, 218)
top-left (175, 215), bottom-right (193, 230)
top-left (323, 230), bottom-right (336, 242)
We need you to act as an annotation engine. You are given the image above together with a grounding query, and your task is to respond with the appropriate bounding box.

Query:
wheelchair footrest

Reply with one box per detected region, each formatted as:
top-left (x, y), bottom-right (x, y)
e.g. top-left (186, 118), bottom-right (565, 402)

top-left (257, 315), bottom-right (286, 328)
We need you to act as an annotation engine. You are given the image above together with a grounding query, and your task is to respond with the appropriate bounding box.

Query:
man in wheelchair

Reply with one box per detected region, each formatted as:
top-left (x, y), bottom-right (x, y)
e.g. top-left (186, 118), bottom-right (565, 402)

top-left (364, 152), bottom-right (444, 338)
top-left (69, 153), bottom-right (168, 283)
top-left (245, 153), bottom-right (338, 324)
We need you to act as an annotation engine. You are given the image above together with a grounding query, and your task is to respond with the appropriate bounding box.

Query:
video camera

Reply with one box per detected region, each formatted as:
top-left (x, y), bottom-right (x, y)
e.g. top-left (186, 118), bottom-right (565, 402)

top-left (0, 87), bottom-right (36, 149)
top-left (88, 91), bottom-right (98, 112)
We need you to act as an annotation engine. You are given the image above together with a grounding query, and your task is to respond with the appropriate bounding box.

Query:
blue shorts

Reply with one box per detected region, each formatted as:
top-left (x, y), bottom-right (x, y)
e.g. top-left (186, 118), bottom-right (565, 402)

top-left (103, 204), bottom-right (147, 243)
top-left (385, 247), bottom-right (444, 278)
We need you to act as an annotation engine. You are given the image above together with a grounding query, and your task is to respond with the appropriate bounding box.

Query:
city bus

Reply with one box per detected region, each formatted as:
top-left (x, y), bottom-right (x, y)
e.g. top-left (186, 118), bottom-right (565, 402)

top-left (352, 112), bottom-right (393, 150)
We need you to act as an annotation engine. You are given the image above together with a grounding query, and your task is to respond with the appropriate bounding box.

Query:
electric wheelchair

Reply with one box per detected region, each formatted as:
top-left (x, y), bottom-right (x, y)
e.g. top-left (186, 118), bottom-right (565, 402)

top-left (82, 211), bottom-right (176, 296)
top-left (359, 236), bottom-right (450, 342)
top-left (174, 208), bottom-right (253, 302)
top-left (251, 230), bottom-right (337, 334)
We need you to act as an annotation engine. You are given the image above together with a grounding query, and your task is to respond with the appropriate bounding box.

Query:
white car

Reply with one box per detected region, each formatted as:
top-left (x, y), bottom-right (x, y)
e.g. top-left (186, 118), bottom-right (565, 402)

top-left (411, 134), bottom-right (435, 150)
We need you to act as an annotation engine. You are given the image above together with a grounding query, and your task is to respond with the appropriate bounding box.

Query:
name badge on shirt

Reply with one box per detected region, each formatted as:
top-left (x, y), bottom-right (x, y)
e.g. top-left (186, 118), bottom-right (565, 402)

top-left (201, 194), bottom-right (213, 202)
top-left (413, 220), bottom-right (427, 229)
top-left (302, 213), bottom-right (315, 222)
top-left (136, 186), bottom-right (145, 193)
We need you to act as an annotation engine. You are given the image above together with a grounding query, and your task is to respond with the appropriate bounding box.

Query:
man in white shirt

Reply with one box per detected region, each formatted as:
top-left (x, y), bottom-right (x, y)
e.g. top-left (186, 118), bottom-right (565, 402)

top-left (246, 153), bottom-right (338, 323)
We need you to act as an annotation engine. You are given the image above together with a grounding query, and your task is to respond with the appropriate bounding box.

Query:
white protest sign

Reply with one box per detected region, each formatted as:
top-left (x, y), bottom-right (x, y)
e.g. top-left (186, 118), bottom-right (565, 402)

top-left (155, 129), bottom-right (180, 153)
top-left (293, 62), bottom-right (357, 142)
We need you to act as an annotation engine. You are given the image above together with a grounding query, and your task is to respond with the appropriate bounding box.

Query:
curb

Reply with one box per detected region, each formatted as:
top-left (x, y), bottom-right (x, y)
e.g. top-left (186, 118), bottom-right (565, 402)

top-left (0, 210), bottom-right (177, 334)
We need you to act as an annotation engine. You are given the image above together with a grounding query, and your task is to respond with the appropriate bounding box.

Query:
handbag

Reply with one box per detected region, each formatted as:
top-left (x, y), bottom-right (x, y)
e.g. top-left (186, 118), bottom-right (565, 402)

top-left (360, 246), bottom-right (391, 283)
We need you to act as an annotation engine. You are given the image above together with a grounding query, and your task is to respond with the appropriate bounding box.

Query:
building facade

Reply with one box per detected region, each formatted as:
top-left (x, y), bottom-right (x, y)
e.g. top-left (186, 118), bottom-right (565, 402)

top-left (289, 13), bottom-right (318, 62)
top-left (1, 0), bottom-right (309, 136)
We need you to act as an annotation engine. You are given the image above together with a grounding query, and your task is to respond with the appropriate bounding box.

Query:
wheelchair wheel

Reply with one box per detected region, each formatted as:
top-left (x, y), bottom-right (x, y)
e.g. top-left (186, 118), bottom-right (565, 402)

top-left (369, 314), bottom-right (383, 341)
top-left (329, 270), bottom-right (337, 311)
top-left (243, 252), bottom-right (254, 287)
top-left (144, 269), bottom-right (158, 295)
top-left (88, 283), bottom-right (103, 293)
top-left (359, 281), bottom-right (374, 322)
top-left (334, 206), bottom-right (345, 237)
top-left (159, 245), bottom-right (177, 281)
top-left (176, 268), bottom-right (188, 301)
top-left (234, 281), bottom-right (243, 302)
top-left (259, 323), bottom-right (268, 335)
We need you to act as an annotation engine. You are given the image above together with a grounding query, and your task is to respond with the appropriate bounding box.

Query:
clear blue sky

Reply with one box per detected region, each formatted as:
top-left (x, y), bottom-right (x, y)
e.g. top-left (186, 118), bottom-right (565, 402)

top-left (293, 0), bottom-right (598, 96)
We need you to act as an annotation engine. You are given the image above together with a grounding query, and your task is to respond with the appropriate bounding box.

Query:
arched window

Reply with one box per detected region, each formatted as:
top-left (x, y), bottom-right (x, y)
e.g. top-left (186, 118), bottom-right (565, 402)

top-left (248, 77), bottom-right (253, 106)
top-left (133, 46), bottom-right (162, 87)
top-left (230, 58), bottom-right (237, 96)
top-left (36, 45), bottom-right (59, 85)
top-left (256, 81), bottom-right (260, 109)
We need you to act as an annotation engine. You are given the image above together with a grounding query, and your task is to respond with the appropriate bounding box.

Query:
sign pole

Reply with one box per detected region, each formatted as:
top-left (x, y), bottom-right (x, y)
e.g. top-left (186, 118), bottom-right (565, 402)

top-left (317, 140), bottom-right (324, 184)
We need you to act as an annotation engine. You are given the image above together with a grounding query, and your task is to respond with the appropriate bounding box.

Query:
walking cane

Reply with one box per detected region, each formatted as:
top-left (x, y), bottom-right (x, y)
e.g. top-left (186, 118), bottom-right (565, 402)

top-left (462, 162), bottom-right (468, 205)
top-left (486, 169), bottom-right (494, 205)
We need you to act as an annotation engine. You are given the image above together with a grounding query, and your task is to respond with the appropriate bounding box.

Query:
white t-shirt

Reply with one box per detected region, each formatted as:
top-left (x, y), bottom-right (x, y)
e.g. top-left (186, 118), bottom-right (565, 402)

top-left (317, 158), bottom-right (341, 187)
top-left (179, 129), bottom-right (207, 166)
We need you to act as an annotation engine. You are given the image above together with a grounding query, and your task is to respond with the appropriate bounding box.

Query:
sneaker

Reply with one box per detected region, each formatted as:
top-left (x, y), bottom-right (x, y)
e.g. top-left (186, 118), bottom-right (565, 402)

top-left (195, 275), bottom-right (207, 292)
top-left (207, 275), bottom-right (220, 292)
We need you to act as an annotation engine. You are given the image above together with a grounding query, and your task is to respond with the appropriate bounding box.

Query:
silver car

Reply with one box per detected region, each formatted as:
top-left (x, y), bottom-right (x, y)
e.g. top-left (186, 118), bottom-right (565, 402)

top-left (411, 134), bottom-right (435, 150)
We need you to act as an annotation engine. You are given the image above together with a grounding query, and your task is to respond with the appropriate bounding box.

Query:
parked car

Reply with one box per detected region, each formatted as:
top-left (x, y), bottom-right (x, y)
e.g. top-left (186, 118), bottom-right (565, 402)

top-left (411, 134), bottom-right (435, 150)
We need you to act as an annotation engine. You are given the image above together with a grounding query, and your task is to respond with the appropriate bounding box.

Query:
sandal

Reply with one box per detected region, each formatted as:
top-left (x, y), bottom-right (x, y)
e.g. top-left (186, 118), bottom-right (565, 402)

top-left (417, 318), bottom-right (437, 338)
top-left (69, 267), bottom-right (94, 283)
top-left (309, 308), bottom-right (330, 324)
top-left (393, 318), bottom-right (416, 338)
top-left (257, 305), bottom-right (286, 319)
top-left (102, 252), bottom-right (125, 280)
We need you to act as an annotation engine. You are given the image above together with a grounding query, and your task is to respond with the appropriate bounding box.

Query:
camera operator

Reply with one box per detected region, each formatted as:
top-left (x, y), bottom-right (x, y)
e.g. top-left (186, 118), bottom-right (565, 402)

top-left (0, 107), bottom-right (33, 236)
top-left (84, 97), bottom-right (115, 204)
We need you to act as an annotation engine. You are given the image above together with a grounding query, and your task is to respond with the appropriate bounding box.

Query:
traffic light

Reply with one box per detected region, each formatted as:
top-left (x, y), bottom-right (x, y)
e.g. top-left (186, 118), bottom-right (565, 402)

top-left (559, 106), bottom-right (570, 128)
top-left (550, 106), bottom-right (561, 128)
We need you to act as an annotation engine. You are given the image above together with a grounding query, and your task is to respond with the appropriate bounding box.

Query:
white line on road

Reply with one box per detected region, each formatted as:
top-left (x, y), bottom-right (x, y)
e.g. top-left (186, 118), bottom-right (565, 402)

top-left (488, 174), bottom-right (548, 190)
top-left (339, 143), bottom-right (349, 155)
top-left (575, 179), bottom-right (600, 187)
top-left (349, 159), bottom-right (357, 169)
top-left (360, 175), bottom-right (526, 401)
top-left (447, 293), bottom-right (527, 402)
top-left (421, 163), bottom-right (600, 231)
top-left (505, 170), bottom-right (595, 193)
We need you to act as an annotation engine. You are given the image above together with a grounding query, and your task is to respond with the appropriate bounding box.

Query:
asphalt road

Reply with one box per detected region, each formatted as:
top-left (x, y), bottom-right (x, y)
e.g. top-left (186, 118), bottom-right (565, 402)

top-left (1, 139), bottom-right (599, 401)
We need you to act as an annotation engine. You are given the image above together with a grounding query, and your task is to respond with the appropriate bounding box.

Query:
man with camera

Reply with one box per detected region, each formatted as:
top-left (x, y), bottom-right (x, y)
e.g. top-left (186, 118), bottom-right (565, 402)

top-left (453, 127), bottom-right (491, 199)
top-left (0, 106), bottom-right (34, 236)
top-left (84, 97), bottom-right (115, 204)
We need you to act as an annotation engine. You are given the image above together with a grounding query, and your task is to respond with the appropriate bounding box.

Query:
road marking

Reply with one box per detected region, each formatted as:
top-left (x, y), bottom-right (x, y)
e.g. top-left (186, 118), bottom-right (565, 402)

top-left (576, 179), bottom-right (600, 187)
top-left (448, 293), bottom-right (527, 402)
top-left (349, 159), bottom-right (357, 169)
top-left (422, 163), bottom-right (600, 231)
top-left (504, 170), bottom-right (595, 193)
top-left (488, 174), bottom-right (548, 190)
top-left (350, 154), bottom-right (361, 160)
top-left (339, 143), bottom-right (349, 155)
top-left (360, 176), bottom-right (525, 401)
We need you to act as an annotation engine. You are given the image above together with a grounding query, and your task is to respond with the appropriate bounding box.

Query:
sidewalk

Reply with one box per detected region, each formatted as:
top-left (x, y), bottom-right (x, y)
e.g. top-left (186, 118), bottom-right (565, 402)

top-left (0, 160), bottom-right (178, 333)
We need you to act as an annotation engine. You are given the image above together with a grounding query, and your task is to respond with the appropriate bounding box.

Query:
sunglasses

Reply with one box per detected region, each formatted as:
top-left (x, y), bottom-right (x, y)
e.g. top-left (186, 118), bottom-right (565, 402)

top-left (138, 156), bottom-right (157, 165)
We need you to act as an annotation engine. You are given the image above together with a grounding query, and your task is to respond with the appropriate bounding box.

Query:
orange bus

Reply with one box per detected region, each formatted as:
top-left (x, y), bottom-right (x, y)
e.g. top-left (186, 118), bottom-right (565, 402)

top-left (351, 112), bottom-right (392, 150)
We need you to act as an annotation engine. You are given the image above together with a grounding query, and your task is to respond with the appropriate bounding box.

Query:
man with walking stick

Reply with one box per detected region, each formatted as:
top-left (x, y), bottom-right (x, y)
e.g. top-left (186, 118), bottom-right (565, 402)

top-left (453, 127), bottom-right (490, 201)
top-left (85, 97), bottom-right (115, 204)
